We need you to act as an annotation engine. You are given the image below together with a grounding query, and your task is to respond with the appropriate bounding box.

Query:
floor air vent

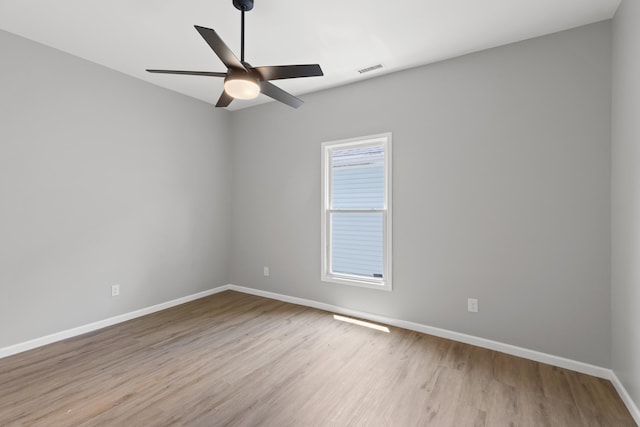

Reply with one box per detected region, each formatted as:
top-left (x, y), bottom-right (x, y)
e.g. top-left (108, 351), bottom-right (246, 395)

top-left (358, 64), bottom-right (383, 74)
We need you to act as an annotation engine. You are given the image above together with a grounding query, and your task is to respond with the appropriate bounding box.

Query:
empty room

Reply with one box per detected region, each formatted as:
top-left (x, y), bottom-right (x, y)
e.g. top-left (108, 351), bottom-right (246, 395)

top-left (1, 0), bottom-right (639, 425)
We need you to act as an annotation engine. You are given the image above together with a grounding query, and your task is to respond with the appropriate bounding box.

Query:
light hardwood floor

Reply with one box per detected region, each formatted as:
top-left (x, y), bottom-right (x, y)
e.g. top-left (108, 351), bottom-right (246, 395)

top-left (0, 291), bottom-right (635, 426)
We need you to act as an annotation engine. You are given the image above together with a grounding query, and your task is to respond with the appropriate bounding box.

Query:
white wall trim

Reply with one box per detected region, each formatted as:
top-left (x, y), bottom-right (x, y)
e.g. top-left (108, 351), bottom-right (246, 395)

top-left (2, 283), bottom-right (638, 422)
top-left (0, 285), bottom-right (231, 359)
top-left (0, 283), bottom-right (612, 378)
top-left (610, 371), bottom-right (640, 425)
top-left (226, 285), bottom-right (611, 378)
top-left (227, 285), bottom-right (640, 420)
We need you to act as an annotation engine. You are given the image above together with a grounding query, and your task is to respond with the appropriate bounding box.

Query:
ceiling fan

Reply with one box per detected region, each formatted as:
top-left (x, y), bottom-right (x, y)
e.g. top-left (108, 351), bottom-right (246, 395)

top-left (146, 0), bottom-right (324, 109)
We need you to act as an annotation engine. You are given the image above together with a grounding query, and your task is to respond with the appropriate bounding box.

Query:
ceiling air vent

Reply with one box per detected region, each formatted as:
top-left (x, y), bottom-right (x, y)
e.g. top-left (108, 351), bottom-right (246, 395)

top-left (358, 64), bottom-right (383, 74)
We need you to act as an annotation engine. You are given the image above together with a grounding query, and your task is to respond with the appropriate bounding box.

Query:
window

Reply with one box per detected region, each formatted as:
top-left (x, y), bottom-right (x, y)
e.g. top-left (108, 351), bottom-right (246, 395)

top-left (321, 133), bottom-right (392, 291)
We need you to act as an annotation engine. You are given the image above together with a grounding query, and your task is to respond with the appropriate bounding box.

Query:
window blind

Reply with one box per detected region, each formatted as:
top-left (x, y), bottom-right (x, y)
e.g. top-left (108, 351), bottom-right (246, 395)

top-left (330, 145), bottom-right (385, 278)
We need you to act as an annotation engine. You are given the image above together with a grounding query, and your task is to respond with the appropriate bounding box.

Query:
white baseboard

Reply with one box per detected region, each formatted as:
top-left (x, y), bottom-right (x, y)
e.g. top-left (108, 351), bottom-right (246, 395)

top-left (610, 371), bottom-right (640, 425)
top-left (2, 283), bottom-right (638, 423)
top-left (227, 284), bottom-right (640, 422)
top-left (226, 285), bottom-right (611, 379)
top-left (0, 286), bottom-right (231, 359)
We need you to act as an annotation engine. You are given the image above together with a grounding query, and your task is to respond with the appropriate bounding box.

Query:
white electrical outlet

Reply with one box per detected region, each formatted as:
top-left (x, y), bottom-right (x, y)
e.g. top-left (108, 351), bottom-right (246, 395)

top-left (111, 284), bottom-right (120, 297)
top-left (467, 298), bottom-right (478, 313)
top-left (263, 267), bottom-right (269, 277)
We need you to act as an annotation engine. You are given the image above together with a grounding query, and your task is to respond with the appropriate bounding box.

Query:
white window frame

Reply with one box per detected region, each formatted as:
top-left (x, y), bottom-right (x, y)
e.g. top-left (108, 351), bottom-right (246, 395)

top-left (321, 132), bottom-right (392, 291)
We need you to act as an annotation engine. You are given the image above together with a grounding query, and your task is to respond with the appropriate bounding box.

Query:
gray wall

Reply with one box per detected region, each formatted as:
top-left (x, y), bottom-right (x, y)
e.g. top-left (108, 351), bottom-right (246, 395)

top-left (0, 30), bottom-right (232, 348)
top-left (612, 0), bottom-right (640, 409)
top-left (229, 22), bottom-right (612, 367)
top-left (0, 20), bottom-right (616, 371)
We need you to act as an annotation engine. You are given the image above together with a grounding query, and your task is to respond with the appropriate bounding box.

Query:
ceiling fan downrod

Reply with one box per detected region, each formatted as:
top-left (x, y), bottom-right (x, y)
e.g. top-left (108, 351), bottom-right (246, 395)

top-left (233, 0), bottom-right (253, 62)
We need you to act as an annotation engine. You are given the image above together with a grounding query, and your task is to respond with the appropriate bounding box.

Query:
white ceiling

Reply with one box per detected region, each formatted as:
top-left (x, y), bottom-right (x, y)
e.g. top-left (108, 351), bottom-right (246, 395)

top-left (0, 0), bottom-right (621, 110)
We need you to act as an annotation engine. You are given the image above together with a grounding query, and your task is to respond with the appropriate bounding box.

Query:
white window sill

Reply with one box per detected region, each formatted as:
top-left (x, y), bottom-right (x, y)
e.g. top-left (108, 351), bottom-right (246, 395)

top-left (321, 274), bottom-right (392, 291)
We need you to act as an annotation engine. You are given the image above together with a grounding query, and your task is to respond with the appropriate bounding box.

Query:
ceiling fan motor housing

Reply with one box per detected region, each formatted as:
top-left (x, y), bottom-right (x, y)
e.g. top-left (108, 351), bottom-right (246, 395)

top-left (233, 0), bottom-right (254, 12)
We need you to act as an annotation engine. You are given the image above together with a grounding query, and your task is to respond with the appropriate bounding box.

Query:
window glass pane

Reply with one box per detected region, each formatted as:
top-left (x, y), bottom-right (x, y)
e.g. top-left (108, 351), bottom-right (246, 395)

top-left (331, 212), bottom-right (383, 279)
top-left (331, 145), bottom-right (384, 209)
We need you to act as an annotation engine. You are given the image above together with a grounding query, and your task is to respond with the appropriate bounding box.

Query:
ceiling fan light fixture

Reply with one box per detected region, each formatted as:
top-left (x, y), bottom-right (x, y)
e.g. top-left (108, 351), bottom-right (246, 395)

top-left (146, 0), bottom-right (323, 108)
top-left (224, 76), bottom-right (260, 99)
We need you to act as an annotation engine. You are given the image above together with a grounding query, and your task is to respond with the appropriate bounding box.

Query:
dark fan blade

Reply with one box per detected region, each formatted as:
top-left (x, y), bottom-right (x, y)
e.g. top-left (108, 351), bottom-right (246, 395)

top-left (216, 91), bottom-right (234, 108)
top-left (194, 26), bottom-right (246, 71)
top-left (259, 81), bottom-right (303, 109)
top-left (146, 69), bottom-right (227, 77)
top-left (254, 64), bottom-right (324, 81)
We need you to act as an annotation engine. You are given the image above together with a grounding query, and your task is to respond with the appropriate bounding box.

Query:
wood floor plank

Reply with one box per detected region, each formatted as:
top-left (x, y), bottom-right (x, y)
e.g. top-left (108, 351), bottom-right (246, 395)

top-left (539, 364), bottom-right (576, 405)
top-left (483, 379), bottom-right (518, 426)
top-left (0, 291), bottom-right (635, 426)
